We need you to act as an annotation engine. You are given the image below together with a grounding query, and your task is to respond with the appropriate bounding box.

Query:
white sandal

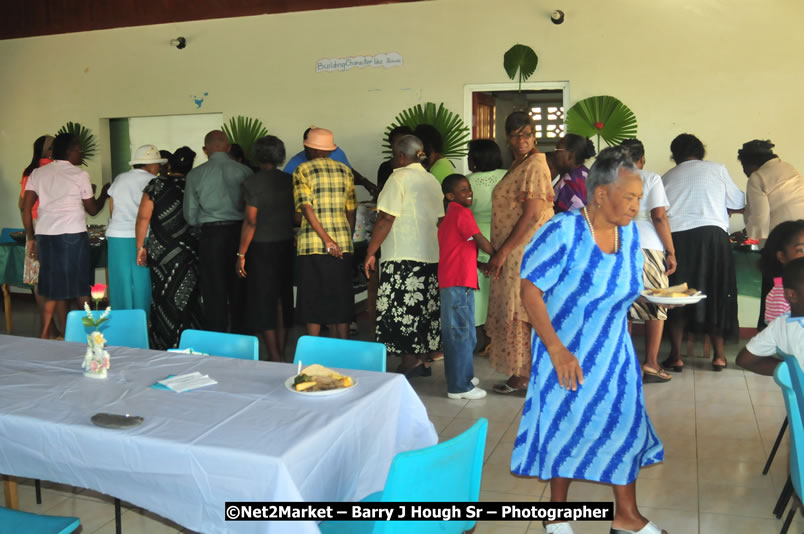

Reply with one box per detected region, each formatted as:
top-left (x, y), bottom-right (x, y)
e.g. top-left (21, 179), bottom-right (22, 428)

top-left (544, 521), bottom-right (574, 533)
top-left (610, 520), bottom-right (663, 534)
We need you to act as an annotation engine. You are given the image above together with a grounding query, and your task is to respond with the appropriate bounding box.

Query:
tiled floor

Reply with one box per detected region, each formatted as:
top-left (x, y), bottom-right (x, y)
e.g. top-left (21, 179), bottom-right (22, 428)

top-left (1, 298), bottom-right (799, 533)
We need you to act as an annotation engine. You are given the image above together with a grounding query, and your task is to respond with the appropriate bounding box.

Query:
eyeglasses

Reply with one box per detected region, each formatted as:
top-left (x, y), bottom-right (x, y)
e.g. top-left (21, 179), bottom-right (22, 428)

top-left (509, 131), bottom-right (534, 141)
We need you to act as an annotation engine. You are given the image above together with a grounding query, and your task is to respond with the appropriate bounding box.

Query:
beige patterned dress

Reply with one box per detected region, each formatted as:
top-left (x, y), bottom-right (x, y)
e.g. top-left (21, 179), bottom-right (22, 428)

top-left (486, 152), bottom-right (554, 377)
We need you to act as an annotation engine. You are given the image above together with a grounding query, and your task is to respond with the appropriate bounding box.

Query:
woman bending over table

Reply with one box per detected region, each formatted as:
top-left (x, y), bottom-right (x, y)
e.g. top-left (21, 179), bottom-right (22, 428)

top-left (514, 146), bottom-right (665, 534)
top-left (661, 134), bottom-right (744, 372)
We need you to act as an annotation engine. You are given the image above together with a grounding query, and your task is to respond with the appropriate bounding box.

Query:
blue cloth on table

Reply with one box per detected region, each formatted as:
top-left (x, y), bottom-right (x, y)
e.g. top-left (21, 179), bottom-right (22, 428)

top-left (512, 211), bottom-right (664, 485)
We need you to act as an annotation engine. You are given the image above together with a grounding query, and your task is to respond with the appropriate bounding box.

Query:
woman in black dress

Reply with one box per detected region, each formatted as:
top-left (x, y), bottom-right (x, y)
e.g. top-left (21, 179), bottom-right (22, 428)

top-left (135, 147), bottom-right (202, 349)
top-left (236, 135), bottom-right (295, 361)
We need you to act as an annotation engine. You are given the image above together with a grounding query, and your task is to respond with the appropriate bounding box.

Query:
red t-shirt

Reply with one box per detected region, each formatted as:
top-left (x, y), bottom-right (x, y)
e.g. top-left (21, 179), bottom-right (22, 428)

top-left (437, 202), bottom-right (481, 289)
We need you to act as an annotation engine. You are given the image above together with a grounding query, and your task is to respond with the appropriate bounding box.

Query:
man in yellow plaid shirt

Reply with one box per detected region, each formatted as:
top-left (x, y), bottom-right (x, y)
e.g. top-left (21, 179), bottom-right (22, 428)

top-left (293, 128), bottom-right (357, 338)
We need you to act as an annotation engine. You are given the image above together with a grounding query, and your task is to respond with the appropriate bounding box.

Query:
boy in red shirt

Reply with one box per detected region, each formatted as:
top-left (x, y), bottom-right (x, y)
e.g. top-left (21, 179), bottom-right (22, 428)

top-left (438, 174), bottom-right (495, 399)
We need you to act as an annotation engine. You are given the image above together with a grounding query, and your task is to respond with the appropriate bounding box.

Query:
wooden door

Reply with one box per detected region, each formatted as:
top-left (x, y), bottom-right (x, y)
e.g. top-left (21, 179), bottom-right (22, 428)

top-left (472, 93), bottom-right (496, 139)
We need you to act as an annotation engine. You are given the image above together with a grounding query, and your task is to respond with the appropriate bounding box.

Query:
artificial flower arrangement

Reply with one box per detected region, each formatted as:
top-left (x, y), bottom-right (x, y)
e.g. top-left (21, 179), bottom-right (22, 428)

top-left (82, 284), bottom-right (111, 379)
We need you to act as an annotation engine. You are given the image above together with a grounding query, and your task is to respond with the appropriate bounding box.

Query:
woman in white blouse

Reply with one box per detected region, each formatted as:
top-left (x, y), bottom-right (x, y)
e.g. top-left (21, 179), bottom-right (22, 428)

top-left (106, 145), bottom-right (167, 317)
top-left (661, 134), bottom-right (745, 373)
top-left (621, 139), bottom-right (676, 384)
top-left (364, 135), bottom-right (444, 377)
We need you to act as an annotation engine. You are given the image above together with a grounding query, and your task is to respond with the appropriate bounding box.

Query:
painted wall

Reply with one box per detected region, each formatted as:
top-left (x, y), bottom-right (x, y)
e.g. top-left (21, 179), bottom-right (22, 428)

top-left (2, 0), bottom-right (801, 322)
top-left (127, 113), bottom-right (223, 169)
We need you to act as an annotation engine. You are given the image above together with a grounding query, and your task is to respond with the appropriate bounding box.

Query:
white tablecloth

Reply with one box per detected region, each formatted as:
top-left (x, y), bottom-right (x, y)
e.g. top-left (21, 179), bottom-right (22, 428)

top-left (0, 335), bottom-right (437, 533)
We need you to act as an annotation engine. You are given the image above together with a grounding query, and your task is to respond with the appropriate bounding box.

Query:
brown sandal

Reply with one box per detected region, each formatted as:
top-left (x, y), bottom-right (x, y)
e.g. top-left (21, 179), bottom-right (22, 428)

top-left (642, 366), bottom-right (672, 383)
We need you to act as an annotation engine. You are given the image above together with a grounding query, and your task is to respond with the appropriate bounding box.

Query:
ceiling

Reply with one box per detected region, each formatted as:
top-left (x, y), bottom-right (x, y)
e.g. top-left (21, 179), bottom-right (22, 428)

top-left (1, 0), bottom-right (422, 40)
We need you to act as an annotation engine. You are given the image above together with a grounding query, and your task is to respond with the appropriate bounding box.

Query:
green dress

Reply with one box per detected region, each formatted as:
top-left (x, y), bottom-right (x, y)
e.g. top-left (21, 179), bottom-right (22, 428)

top-left (429, 157), bottom-right (456, 183)
top-left (467, 169), bottom-right (507, 325)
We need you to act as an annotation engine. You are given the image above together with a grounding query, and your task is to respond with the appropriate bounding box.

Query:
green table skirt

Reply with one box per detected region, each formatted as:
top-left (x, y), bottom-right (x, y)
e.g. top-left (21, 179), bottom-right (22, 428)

top-left (0, 241), bottom-right (107, 289)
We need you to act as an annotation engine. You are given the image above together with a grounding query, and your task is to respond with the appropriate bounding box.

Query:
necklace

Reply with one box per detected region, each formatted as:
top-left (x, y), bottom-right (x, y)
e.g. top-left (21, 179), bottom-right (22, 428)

top-left (583, 207), bottom-right (618, 252)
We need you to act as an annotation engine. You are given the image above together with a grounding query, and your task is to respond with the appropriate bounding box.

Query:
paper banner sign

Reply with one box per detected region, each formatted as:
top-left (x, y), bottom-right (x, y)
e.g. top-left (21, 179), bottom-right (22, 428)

top-left (317, 53), bottom-right (403, 73)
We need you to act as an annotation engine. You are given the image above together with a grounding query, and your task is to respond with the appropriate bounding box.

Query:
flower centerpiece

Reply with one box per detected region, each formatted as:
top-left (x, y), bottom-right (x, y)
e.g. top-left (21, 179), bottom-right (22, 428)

top-left (82, 284), bottom-right (111, 379)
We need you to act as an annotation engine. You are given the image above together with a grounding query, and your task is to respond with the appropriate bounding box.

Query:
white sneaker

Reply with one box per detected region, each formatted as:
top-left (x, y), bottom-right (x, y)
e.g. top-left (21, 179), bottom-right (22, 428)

top-left (471, 377), bottom-right (480, 386)
top-left (545, 522), bottom-right (574, 534)
top-left (448, 387), bottom-right (487, 400)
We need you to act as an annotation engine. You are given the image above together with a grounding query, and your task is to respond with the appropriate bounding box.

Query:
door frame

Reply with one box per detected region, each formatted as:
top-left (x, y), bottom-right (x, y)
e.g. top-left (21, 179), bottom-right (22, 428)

top-left (461, 81), bottom-right (570, 172)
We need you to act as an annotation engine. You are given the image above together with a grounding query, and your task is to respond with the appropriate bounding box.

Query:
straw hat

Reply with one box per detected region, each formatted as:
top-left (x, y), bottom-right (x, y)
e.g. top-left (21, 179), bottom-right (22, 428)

top-left (130, 144), bottom-right (168, 165)
top-left (303, 128), bottom-right (337, 151)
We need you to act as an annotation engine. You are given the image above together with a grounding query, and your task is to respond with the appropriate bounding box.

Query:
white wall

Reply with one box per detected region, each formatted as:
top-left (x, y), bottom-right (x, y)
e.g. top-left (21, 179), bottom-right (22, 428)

top-left (127, 113), bottom-right (223, 166)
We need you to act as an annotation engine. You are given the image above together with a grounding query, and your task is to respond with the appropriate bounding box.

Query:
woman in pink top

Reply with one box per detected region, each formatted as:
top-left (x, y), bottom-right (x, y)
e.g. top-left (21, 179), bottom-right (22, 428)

top-left (18, 135), bottom-right (55, 335)
top-left (21, 133), bottom-right (109, 338)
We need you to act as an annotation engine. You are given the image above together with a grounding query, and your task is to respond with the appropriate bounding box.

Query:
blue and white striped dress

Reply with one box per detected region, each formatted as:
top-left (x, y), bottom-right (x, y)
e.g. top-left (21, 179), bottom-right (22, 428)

top-left (511, 211), bottom-right (663, 485)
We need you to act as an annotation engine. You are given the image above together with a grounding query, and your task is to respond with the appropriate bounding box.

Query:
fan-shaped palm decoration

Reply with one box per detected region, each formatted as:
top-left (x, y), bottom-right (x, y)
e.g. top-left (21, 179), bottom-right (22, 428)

top-left (222, 115), bottom-right (269, 162)
top-left (565, 95), bottom-right (638, 151)
top-left (56, 122), bottom-right (97, 166)
top-left (504, 44), bottom-right (539, 92)
top-left (383, 102), bottom-right (470, 159)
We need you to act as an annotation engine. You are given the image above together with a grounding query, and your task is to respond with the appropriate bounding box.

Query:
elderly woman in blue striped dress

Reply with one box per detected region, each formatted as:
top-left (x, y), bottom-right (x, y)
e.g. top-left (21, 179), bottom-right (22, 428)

top-left (513, 147), bottom-right (666, 534)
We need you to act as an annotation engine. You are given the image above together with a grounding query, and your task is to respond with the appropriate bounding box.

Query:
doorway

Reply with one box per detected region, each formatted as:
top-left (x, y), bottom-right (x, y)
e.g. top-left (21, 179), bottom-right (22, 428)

top-left (108, 112), bottom-right (224, 179)
top-left (464, 82), bottom-right (569, 169)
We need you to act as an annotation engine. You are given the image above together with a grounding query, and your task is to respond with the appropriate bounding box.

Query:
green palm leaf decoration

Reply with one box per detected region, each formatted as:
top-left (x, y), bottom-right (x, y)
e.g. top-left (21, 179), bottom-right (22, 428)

top-left (383, 102), bottom-right (470, 159)
top-left (56, 122), bottom-right (97, 166)
top-left (565, 95), bottom-right (638, 151)
top-left (504, 44), bottom-right (539, 91)
top-left (222, 115), bottom-right (269, 162)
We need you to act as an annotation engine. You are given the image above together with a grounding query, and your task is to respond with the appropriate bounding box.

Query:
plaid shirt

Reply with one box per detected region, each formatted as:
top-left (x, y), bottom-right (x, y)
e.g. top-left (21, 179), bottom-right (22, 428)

top-left (293, 158), bottom-right (356, 255)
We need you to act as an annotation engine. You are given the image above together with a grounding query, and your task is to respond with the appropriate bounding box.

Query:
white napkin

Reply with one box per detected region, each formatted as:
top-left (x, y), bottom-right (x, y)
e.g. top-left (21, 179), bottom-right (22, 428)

top-left (158, 372), bottom-right (217, 393)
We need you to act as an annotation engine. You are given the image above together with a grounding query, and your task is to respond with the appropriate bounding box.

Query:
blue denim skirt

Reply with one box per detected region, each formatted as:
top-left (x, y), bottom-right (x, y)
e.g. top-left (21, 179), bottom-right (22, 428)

top-left (36, 232), bottom-right (91, 300)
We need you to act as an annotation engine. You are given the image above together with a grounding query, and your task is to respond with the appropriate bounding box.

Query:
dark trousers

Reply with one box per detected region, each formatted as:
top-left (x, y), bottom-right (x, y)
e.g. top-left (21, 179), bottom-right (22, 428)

top-left (198, 222), bottom-right (247, 333)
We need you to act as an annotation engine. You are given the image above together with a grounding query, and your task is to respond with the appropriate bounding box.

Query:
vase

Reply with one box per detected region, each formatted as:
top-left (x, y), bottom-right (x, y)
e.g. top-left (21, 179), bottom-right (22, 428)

top-left (82, 331), bottom-right (110, 379)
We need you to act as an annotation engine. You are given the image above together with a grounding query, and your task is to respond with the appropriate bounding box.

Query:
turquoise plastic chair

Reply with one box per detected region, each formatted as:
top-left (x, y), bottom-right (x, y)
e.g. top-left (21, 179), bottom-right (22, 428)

top-left (64, 309), bottom-right (149, 348)
top-left (0, 227), bottom-right (23, 244)
top-left (319, 418), bottom-right (488, 534)
top-left (0, 507), bottom-right (80, 534)
top-left (293, 336), bottom-right (386, 372)
top-left (178, 329), bottom-right (259, 360)
top-left (776, 354), bottom-right (804, 534)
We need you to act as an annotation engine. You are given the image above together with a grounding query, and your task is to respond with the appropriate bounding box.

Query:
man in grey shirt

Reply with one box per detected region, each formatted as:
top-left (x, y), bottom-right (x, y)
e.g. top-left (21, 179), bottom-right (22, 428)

top-left (184, 130), bottom-right (253, 333)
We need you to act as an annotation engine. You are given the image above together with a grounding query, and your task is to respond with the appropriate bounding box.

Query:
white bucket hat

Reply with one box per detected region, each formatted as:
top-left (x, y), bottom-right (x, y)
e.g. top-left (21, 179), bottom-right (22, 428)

top-left (130, 144), bottom-right (168, 165)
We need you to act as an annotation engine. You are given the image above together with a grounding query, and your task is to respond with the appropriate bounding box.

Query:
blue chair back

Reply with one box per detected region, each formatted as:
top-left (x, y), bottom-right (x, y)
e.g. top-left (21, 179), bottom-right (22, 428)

top-left (379, 418), bottom-right (487, 533)
top-left (0, 506), bottom-right (80, 534)
top-left (178, 329), bottom-right (259, 360)
top-left (293, 336), bottom-right (386, 372)
top-left (778, 354), bottom-right (804, 500)
top-left (64, 309), bottom-right (149, 348)
top-left (0, 227), bottom-right (23, 244)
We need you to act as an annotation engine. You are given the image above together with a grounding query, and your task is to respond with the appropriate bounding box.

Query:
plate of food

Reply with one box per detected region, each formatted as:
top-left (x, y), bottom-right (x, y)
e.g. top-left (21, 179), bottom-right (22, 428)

top-left (285, 364), bottom-right (357, 396)
top-left (642, 283), bottom-right (707, 305)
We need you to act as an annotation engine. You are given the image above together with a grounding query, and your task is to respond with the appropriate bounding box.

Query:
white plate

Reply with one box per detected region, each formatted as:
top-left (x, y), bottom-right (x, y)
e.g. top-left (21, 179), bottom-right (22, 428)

top-left (284, 375), bottom-right (358, 397)
top-left (641, 290), bottom-right (707, 305)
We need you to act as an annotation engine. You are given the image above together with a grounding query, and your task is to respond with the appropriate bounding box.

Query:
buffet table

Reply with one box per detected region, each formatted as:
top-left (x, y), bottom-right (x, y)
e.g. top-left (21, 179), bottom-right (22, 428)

top-left (0, 233), bottom-right (107, 334)
top-left (0, 243), bottom-right (29, 334)
top-left (0, 335), bottom-right (436, 533)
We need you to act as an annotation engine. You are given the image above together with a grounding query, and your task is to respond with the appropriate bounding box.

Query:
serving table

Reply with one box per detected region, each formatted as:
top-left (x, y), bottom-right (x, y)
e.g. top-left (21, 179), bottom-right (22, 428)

top-left (0, 335), bottom-right (436, 533)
